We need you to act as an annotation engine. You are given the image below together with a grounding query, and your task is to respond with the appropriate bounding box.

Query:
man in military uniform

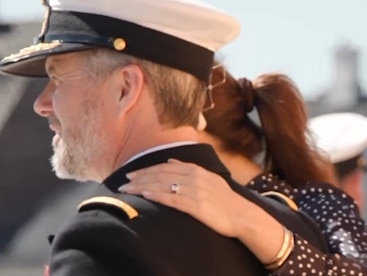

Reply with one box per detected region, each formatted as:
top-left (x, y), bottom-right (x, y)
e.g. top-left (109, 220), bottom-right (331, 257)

top-left (309, 112), bottom-right (367, 211)
top-left (0, 0), bottom-right (328, 275)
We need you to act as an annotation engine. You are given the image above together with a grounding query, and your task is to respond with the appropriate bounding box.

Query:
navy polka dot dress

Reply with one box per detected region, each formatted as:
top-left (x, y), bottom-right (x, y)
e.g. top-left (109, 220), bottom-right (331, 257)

top-left (248, 173), bottom-right (367, 275)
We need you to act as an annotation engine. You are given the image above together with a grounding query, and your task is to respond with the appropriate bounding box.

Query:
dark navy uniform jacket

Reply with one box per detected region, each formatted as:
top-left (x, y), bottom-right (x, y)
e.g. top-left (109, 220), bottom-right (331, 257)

top-left (48, 144), bottom-right (328, 276)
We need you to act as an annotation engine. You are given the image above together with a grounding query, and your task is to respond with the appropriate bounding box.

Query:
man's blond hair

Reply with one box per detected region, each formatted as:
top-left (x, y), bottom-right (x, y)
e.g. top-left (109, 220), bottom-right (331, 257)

top-left (83, 48), bottom-right (206, 127)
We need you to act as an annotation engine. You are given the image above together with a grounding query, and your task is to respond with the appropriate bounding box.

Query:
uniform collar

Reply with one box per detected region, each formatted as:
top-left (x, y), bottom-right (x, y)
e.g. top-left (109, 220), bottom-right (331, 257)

top-left (102, 143), bottom-right (229, 193)
top-left (123, 141), bottom-right (197, 166)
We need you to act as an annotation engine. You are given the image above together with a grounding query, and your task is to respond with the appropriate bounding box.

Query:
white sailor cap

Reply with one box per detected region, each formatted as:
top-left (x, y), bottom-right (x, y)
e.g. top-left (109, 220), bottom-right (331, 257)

top-left (0, 0), bottom-right (240, 81)
top-left (309, 112), bottom-right (367, 177)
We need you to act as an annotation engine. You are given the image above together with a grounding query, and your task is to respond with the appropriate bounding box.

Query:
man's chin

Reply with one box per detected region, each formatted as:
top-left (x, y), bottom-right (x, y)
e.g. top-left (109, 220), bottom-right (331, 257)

top-left (51, 152), bottom-right (75, 180)
top-left (51, 158), bottom-right (91, 182)
top-left (53, 167), bottom-right (88, 182)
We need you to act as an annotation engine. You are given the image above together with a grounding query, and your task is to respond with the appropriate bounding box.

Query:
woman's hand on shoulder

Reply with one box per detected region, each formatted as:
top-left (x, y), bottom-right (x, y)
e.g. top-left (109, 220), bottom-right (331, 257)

top-left (119, 159), bottom-right (248, 237)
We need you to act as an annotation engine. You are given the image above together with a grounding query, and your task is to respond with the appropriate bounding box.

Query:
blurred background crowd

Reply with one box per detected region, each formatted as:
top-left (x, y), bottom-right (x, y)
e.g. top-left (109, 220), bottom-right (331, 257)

top-left (0, 0), bottom-right (366, 275)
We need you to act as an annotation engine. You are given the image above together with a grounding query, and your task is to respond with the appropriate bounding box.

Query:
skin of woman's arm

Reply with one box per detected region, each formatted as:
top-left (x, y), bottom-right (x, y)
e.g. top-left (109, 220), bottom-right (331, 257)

top-left (120, 159), bottom-right (367, 275)
top-left (121, 159), bottom-right (287, 264)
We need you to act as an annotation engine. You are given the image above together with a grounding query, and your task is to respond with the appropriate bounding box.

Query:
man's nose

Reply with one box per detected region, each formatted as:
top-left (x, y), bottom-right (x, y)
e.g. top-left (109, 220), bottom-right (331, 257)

top-left (33, 81), bottom-right (54, 117)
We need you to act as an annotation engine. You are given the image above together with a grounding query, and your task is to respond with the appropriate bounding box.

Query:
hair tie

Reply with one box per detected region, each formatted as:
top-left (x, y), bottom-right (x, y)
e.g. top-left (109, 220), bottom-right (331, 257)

top-left (237, 77), bottom-right (255, 113)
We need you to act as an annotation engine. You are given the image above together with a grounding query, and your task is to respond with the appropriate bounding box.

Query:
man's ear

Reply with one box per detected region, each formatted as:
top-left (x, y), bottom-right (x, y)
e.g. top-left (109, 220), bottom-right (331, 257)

top-left (114, 64), bottom-right (145, 115)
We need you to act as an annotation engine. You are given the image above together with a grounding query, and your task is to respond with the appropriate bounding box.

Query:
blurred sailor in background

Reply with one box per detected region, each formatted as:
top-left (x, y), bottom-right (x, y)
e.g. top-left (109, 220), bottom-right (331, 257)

top-left (309, 112), bottom-right (367, 211)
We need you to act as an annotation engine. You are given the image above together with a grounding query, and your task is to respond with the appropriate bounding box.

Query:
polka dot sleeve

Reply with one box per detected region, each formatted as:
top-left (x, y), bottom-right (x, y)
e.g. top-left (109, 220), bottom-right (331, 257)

top-left (247, 173), bottom-right (367, 275)
top-left (271, 234), bottom-right (367, 276)
top-left (295, 183), bottom-right (367, 266)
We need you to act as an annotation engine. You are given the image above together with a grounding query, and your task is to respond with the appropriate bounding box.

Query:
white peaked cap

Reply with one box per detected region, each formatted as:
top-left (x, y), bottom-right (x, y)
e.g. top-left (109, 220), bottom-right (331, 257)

top-left (0, 0), bottom-right (240, 81)
top-left (309, 112), bottom-right (367, 163)
top-left (50, 0), bottom-right (239, 52)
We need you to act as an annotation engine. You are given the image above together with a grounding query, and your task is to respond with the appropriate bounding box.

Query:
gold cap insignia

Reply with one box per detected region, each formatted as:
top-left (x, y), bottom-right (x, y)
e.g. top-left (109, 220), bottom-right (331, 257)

top-left (113, 38), bottom-right (126, 51)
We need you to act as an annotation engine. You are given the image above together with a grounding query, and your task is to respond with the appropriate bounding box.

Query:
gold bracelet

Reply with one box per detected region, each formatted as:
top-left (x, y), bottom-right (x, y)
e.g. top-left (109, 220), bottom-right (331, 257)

top-left (265, 227), bottom-right (295, 271)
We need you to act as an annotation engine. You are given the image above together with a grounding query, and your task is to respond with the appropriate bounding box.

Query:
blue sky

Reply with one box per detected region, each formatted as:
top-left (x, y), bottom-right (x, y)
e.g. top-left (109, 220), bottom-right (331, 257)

top-left (1, 0), bottom-right (366, 100)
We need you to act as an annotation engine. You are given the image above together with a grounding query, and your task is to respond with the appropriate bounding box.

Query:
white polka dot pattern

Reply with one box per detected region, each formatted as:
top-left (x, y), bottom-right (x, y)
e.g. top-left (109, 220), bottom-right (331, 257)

top-left (248, 173), bottom-right (367, 275)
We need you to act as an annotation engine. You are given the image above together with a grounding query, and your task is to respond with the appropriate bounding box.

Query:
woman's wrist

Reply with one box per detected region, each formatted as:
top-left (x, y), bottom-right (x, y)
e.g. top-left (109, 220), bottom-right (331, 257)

top-left (234, 201), bottom-right (289, 264)
top-left (264, 227), bottom-right (294, 270)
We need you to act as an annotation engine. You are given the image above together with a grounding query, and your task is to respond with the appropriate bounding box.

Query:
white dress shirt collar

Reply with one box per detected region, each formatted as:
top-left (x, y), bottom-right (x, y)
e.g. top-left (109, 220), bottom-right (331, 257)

top-left (123, 141), bottom-right (198, 166)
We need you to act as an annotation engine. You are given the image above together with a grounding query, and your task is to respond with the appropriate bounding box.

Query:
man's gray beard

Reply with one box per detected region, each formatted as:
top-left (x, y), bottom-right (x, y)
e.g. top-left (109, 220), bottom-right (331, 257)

top-left (50, 129), bottom-right (102, 182)
top-left (50, 88), bottom-right (106, 182)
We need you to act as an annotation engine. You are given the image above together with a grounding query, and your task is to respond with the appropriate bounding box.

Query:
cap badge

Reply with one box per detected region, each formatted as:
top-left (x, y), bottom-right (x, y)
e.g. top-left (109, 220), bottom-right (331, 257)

top-left (113, 38), bottom-right (126, 51)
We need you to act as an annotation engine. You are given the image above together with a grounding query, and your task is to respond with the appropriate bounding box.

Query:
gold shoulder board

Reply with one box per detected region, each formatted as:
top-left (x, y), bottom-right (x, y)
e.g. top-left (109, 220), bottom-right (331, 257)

top-left (261, 191), bottom-right (299, 212)
top-left (78, 196), bottom-right (138, 219)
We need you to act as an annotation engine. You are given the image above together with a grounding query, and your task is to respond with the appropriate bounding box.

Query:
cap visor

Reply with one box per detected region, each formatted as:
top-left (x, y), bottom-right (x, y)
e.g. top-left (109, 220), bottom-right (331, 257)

top-left (0, 42), bottom-right (93, 77)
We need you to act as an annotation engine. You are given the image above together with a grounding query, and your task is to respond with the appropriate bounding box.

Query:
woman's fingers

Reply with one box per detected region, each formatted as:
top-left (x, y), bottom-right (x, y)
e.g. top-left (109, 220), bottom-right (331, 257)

top-left (126, 169), bottom-right (182, 185)
top-left (141, 190), bottom-right (196, 215)
top-left (120, 178), bottom-right (199, 199)
top-left (120, 182), bottom-right (169, 194)
top-left (121, 161), bottom-right (247, 238)
top-left (122, 161), bottom-right (212, 198)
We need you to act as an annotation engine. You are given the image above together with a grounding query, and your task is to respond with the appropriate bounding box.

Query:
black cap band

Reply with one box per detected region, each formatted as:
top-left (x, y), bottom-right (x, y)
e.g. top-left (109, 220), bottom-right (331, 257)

top-left (38, 10), bottom-right (214, 81)
top-left (335, 154), bottom-right (366, 179)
